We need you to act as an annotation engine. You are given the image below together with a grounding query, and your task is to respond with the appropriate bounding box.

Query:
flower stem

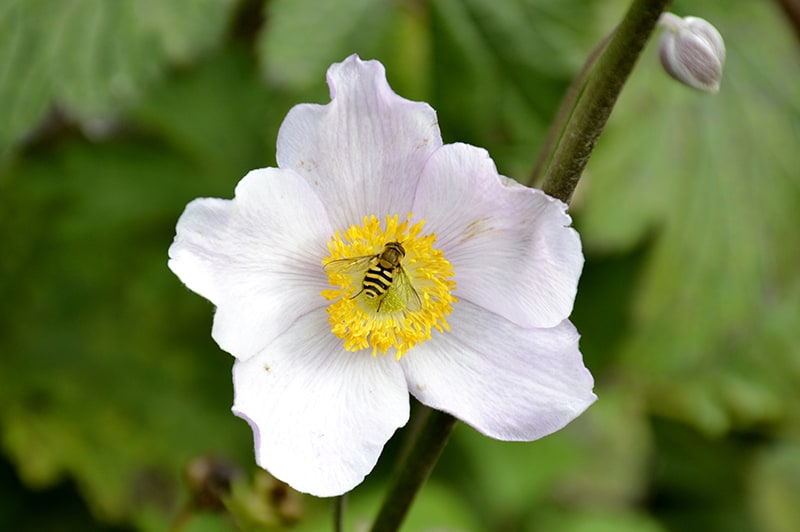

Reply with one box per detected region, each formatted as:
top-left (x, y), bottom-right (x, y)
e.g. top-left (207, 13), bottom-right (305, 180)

top-left (369, 408), bottom-right (457, 532)
top-left (528, 29), bottom-right (615, 187)
top-left (540, 0), bottom-right (672, 203)
top-left (333, 494), bottom-right (346, 532)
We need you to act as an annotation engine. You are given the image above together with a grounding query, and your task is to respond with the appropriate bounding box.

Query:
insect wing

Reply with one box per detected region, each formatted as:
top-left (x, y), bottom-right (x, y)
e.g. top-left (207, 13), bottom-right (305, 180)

top-left (323, 254), bottom-right (375, 275)
top-left (393, 266), bottom-right (422, 312)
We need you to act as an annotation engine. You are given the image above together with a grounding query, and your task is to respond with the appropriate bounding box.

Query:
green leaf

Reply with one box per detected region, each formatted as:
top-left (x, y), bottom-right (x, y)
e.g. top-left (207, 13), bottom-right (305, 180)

top-left (450, 426), bottom-right (582, 521)
top-left (0, 0), bottom-right (235, 155)
top-left (130, 43), bottom-right (279, 178)
top-left (450, 387), bottom-right (651, 526)
top-left (0, 137), bottom-right (252, 520)
top-left (576, 0), bottom-right (800, 433)
top-left (750, 442), bottom-right (800, 532)
top-left (430, 0), bottom-right (606, 177)
top-left (258, 0), bottom-right (392, 89)
top-left (533, 509), bottom-right (667, 532)
top-left (0, 0), bottom-right (51, 154)
top-left (647, 418), bottom-right (758, 531)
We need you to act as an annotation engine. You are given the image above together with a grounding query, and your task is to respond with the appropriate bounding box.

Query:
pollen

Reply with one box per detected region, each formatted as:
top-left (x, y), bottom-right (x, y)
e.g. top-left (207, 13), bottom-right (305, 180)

top-left (322, 214), bottom-right (456, 359)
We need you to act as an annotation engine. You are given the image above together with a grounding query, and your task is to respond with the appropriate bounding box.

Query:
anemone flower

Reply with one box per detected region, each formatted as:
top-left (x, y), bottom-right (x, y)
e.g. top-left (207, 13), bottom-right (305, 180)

top-left (168, 55), bottom-right (596, 497)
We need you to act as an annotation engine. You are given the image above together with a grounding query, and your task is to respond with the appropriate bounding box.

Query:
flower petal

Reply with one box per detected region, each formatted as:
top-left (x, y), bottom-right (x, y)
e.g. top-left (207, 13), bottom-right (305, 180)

top-left (276, 54), bottom-right (442, 230)
top-left (232, 309), bottom-right (409, 497)
top-left (412, 143), bottom-right (583, 328)
top-left (400, 301), bottom-right (595, 441)
top-left (168, 167), bottom-right (333, 360)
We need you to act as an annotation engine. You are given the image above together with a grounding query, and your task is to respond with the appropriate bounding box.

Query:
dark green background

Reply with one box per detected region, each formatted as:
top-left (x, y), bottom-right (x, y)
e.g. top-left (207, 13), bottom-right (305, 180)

top-left (1, 0), bottom-right (798, 530)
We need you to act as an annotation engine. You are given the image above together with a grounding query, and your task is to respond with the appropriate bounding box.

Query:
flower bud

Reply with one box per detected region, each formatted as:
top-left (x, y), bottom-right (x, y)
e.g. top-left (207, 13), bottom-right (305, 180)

top-left (658, 13), bottom-right (725, 93)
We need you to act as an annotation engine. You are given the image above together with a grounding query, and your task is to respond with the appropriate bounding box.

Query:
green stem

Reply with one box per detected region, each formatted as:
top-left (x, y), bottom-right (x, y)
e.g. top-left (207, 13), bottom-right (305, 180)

top-left (541, 0), bottom-right (672, 203)
top-left (369, 408), bottom-right (457, 532)
top-left (528, 29), bottom-right (615, 187)
top-left (333, 494), bottom-right (346, 532)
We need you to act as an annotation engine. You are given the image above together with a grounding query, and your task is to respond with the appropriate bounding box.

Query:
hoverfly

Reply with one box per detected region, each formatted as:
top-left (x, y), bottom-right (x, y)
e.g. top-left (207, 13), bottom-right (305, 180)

top-left (324, 241), bottom-right (422, 312)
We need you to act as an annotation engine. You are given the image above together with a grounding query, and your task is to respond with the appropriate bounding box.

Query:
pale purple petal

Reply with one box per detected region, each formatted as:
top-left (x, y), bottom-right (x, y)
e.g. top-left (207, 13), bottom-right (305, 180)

top-left (400, 301), bottom-right (595, 441)
top-left (276, 55), bottom-right (442, 230)
top-left (232, 309), bottom-right (409, 497)
top-left (168, 167), bottom-right (333, 360)
top-left (411, 143), bottom-right (583, 328)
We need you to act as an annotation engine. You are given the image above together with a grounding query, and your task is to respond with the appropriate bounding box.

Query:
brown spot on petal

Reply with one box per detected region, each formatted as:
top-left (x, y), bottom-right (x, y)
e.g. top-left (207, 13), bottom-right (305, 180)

top-left (296, 159), bottom-right (318, 172)
top-left (460, 217), bottom-right (494, 243)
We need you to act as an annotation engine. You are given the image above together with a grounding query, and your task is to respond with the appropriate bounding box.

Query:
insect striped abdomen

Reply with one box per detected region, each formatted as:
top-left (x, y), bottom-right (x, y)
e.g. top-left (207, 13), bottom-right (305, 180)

top-left (362, 261), bottom-right (394, 299)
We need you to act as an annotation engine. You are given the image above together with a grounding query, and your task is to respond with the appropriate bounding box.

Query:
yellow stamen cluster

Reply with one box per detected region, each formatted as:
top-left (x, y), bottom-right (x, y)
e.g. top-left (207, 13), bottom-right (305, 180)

top-left (322, 214), bottom-right (456, 359)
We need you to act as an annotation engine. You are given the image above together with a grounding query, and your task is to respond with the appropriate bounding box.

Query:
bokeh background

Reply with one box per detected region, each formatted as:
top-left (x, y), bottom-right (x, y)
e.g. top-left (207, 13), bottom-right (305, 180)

top-left (2, 0), bottom-right (799, 530)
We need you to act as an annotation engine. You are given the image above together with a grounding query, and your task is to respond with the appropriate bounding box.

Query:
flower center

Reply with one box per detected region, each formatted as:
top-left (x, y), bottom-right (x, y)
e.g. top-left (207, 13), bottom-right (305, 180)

top-left (321, 214), bottom-right (456, 359)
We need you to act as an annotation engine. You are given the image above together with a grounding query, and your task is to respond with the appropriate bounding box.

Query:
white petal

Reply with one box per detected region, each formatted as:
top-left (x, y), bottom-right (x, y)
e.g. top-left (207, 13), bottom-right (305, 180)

top-left (276, 55), bottom-right (442, 230)
top-left (412, 143), bottom-right (583, 328)
top-left (168, 167), bottom-right (334, 360)
top-left (400, 301), bottom-right (595, 441)
top-left (232, 310), bottom-right (409, 497)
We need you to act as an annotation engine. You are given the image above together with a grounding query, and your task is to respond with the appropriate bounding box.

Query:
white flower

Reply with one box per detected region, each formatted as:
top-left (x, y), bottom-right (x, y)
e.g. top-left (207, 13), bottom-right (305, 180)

top-left (168, 55), bottom-right (596, 497)
top-left (658, 13), bottom-right (726, 93)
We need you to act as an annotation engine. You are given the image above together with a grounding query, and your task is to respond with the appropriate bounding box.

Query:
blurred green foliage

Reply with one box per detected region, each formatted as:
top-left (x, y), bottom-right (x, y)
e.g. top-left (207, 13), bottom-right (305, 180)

top-left (1, 0), bottom-right (799, 530)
